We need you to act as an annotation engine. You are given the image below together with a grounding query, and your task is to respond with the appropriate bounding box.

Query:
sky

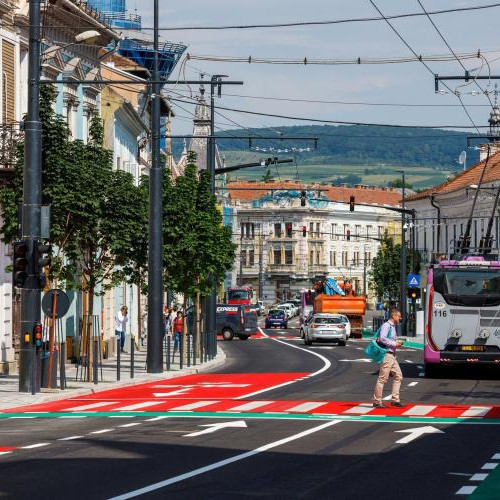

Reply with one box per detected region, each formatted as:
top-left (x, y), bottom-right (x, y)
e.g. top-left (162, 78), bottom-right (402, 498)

top-left (133, 0), bottom-right (500, 143)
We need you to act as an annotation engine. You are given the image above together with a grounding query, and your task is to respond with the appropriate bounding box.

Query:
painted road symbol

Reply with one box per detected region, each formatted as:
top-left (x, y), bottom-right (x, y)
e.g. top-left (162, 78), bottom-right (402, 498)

top-left (395, 426), bottom-right (444, 444)
top-left (183, 420), bottom-right (248, 437)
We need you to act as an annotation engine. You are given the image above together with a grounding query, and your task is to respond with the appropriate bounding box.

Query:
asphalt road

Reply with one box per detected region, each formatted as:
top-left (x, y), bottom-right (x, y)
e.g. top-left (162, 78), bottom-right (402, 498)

top-left (1, 318), bottom-right (500, 499)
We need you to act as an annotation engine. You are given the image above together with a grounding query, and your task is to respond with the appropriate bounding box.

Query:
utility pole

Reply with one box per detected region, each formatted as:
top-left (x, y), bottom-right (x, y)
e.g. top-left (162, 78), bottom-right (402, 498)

top-left (400, 171), bottom-right (407, 336)
top-left (19, 0), bottom-right (42, 393)
top-left (258, 229), bottom-right (264, 300)
top-left (147, 0), bottom-right (163, 373)
top-left (239, 229), bottom-right (244, 286)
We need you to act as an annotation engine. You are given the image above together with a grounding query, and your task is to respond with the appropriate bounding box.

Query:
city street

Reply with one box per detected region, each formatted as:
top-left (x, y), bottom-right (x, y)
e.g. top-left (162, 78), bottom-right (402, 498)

top-left (1, 319), bottom-right (500, 499)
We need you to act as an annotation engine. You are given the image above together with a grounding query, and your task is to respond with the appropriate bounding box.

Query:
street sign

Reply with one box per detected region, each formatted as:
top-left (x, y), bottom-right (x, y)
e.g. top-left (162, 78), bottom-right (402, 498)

top-left (42, 289), bottom-right (70, 319)
top-left (407, 274), bottom-right (420, 287)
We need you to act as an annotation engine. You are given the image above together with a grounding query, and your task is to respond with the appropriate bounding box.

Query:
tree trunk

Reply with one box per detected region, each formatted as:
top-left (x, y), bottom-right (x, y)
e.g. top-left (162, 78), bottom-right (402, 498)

top-left (137, 281), bottom-right (142, 351)
top-left (86, 286), bottom-right (94, 382)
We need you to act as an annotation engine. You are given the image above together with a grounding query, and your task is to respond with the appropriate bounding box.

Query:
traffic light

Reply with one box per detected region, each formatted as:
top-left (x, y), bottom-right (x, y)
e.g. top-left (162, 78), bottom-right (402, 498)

top-left (407, 287), bottom-right (420, 301)
top-left (13, 241), bottom-right (29, 288)
top-left (302, 225), bottom-right (307, 237)
top-left (349, 195), bottom-right (355, 212)
top-left (33, 322), bottom-right (43, 350)
top-left (346, 229), bottom-right (351, 241)
top-left (35, 241), bottom-right (52, 289)
top-left (300, 190), bottom-right (307, 207)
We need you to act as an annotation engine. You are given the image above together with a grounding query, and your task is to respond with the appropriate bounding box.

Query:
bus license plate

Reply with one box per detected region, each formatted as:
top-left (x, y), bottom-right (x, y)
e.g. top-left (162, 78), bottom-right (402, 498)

top-left (460, 345), bottom-right (484, 352)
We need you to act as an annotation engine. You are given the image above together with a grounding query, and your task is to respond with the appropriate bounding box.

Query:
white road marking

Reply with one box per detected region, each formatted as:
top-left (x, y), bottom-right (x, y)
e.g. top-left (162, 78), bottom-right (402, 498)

top-left (448, 473), bottom-right (472, 477)
top-left (144, 416), bottom-right (169, 422)
top-left (58, 416), bottom-right (87, 419)
top-left (115, 402), bottom-right (164, 412)
top-left (8, 416), bottom-right (34, 419)
top-left (21, 443), bottom-right (50, 449)
top-left (90, 429), bottom-right (114, 435)
top-left (460, 406), bottom-right (492, 418)
top-left (287, 402), bottom-right (326, 413)
top-left (481, 463), bottom-right (498, 470)
top-left (343, 404), bottom-right (374, 415)
top-left (228, 401), bottom-right (273, 412)
top-left (416, 365), bottom-right (423, 369)
top-left (118, 423), bottom-right (142, 428)
top-left (404, 360), bottom-right (414, 364)
top-left (408, 382), bottom-right (419, 387)
top-left (237, 337), bottom-right (331, 399)
top-left (0, 451), bottom-right (13, 456)
top-left (395, 426), bottom-right (444, 444)
top-left (403, 405), bottom-right (436, 416)
top-left (470, 473), bottom-right (488, 481)
top-left (108, 419), bottom-right (342, 500)
top-left (169, 401), bottom-right (219, 411)
top-left (66, 401), bottom-right (117, 412)
top-left (58, 436), bottom-right (84, 441)
top-left (183, 420), bottom-right (247, 437)
top-left (382, 395), bottom-right (392, 401)
top-left (418, 373), bottom-right (425, 377)
top-left (492, 453), bottom-right (500, 460)
top-left (456, 486), bottom-right (477, 495)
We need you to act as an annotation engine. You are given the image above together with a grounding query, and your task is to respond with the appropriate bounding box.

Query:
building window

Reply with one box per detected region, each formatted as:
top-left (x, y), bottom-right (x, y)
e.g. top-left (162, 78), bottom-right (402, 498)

top-left (241, 249), bottom-right (247, 266)
top-left (316, 251), bottom-right (320, 265)
top-left (309, 222), bottom-right (314, 238)
top-left (378, 226), bottom-right (384, 238)
top-left (332, 223), bottom-right (338, 240)
top-left (365, 251), bottom-right (371, 265)
top-left (353, 251), bottom-right (360, 266)
top-left (274, 223), bottom-right (282, 238)
top-left (285, 247), bottom-right (293, 265)
top-left (309, 250), bottom-right (314, 265)
top-left (285, 222), bottom-right (293, 238)
top-left (343, 224), bottom-right (349, 239)
top-left (355, 225), bottom-right (361, 241)
top-left (342, 251), bottom-right (348, 266)
top-left (367, 225), bottom-right (373, 237)
top-left (249, 249), bottom-right (255, 266)
top-left (241, 222), bottom-right (255, 238)
top-left (316, 222), bottom-right (321, 237)
top-left (274, 246), bottom-right (282, 265)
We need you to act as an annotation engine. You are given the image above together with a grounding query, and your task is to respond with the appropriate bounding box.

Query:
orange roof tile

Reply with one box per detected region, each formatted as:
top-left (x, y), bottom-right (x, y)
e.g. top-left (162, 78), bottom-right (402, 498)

top-left (406, 150), bottom-right (500, 201)
top-left (226, 180), bottom-right (401, 206)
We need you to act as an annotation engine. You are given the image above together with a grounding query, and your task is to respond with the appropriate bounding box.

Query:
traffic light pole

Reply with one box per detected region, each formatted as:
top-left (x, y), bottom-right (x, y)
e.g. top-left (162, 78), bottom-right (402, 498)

top-left (147, 0), bottom-right (163, 373)
top-left (19, 0), bottom-right (42, 393)
top-left (400, 172), bottom-right (407, 336)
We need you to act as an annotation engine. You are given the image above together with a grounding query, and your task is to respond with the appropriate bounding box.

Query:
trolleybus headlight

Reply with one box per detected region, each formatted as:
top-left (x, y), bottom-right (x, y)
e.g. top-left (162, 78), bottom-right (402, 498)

top-left (451, 329), bottom-right (462, 338)
top-left (479, 329), bottom-right (490, 339)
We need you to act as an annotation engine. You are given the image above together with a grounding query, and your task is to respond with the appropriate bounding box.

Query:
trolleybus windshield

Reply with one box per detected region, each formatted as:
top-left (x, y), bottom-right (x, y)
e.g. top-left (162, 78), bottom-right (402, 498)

top-left (433, 269), bottom-right (500, 307)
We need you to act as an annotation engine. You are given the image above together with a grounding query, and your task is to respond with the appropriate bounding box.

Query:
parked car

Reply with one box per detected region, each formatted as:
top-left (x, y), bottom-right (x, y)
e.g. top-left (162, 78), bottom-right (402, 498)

top-left (216, 304), bottom-right (257, 340)
top-left (265, 309), bottom-right (288, 329)
top-left (256, 300), bottom-right (267, 316)
top-left (300, 305), bottom-right (314, 326)
top-left (303, 313), bottom-right (348, 346)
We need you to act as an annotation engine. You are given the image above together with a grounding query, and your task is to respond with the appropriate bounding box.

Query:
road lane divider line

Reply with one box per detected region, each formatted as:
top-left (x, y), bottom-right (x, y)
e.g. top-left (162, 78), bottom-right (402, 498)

top-left (58, 436), bottom-right (84, 441)
top-left (470, 473), bottom-right (488, 481)
top-left (21, 443), bottom-right (50, 449)
top-left (408, 382), bottom-right (419, 387)
top-left (89, 429), bottom-right (114, 435)
top-left (108, 419), bottom-right (343, 500)
top-left (236, 337), bottom-right (331, 400)
top-left (481, 463), bottom-right (498, 470)
top-left (456, 486), bottom-right (477, 495)
top-left (118, 423), bottom-right (142, 428)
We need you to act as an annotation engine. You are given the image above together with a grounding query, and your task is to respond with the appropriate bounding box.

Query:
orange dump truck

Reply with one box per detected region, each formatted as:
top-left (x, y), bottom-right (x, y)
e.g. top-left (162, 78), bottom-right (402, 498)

top-left (313, 293), bottom-right (366, 338)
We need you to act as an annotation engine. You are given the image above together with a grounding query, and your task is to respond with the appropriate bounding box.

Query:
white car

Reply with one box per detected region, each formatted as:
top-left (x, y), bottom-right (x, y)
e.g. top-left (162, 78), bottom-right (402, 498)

top-left (339, 315), bottom-right (351, 338)
top-left (276, 304), bottom-right (293, 318)
top-left (279, 302), bottom-right (298, 317)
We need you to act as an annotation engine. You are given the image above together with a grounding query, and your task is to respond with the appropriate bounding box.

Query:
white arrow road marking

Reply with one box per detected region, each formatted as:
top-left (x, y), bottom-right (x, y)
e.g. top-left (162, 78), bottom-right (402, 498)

top-left (153, 389), bottom-right (193, 397)
top-left (183, 420), bottom-right (248, 437)
top-left (339, 359), bottom-right (372, 363)
top-left (395, 426), bottom-right (444, 444)
top-left (109, 419), bottom-right (342, 500)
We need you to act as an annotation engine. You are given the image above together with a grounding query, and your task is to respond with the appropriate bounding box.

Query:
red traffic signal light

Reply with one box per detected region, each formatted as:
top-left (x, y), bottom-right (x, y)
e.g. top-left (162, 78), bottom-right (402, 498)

top-left (346, 229), bottom-right (351, 241)
top-left (349, 195), bottom-right (355, 212)
top-left (13, 241), bottom-right (29, 288)
top-left (302, 225), bottom-right (307, 237)
top-left (33, 322), bottom-right (43, 349)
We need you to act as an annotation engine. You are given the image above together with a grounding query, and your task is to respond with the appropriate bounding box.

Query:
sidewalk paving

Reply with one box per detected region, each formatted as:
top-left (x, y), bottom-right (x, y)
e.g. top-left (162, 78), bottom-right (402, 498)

top-left (0, 343), bottom-right (226, 411)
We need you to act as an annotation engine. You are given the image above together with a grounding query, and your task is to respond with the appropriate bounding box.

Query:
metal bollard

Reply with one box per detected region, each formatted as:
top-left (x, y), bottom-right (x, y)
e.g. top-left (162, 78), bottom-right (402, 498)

top-left (93, 339), bottom-right (98, 385)
top-left (166, 335), bottom-right (171, 371)
top-left (187, 334), bottom-right (191, 367)
top-left (31, 347), bottom-right (37, 395)
top-left (60, 343), bottom-right (66, 390)
top-left (117, 337), bottom-right (121, 381)
top-left (180, 333), bottom-right (184, 370)
top-left (193, 333), bottom-right (197, 366)
top-left (130, 335), bottom-right (135, 379)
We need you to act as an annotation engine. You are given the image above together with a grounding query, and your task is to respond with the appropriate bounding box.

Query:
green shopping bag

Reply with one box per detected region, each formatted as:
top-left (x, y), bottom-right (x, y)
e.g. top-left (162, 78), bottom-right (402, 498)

top-left (364, 324), bottom-right (392, 363)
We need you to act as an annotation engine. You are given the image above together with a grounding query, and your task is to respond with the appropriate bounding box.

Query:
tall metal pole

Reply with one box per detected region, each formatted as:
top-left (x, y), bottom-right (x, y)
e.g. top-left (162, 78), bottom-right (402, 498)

top-left (147, 0), bottom-right (163, 372)
top-left (400, 172), bottom-right (407, 336)
top-left (19, 0), bottom-right (42, 392)
top-left (258, 230), bottom-right (264, 300)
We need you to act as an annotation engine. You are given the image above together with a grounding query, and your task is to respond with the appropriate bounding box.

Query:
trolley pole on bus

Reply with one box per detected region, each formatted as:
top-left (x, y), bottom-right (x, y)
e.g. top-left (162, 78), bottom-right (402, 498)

top-left (399, 171), bottom-right (407, 336)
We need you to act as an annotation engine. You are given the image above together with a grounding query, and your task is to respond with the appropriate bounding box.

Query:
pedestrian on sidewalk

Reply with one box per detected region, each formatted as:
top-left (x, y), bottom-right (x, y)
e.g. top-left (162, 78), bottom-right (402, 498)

top-left (373, 308), bottom-right (405, 408)
top-left (168, 306), bottom-right (177, 335)
top-left (115, 306), bottom-right (128, 354)
top-left (172, 310), bottom-right (183, 354)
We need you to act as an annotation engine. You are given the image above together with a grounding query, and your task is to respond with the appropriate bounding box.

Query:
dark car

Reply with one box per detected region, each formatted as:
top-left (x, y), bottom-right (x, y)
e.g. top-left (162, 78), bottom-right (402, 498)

top-left (216, 304), bottom-right (256, 341)
top-left (265, 309), bottom-right (288, 329)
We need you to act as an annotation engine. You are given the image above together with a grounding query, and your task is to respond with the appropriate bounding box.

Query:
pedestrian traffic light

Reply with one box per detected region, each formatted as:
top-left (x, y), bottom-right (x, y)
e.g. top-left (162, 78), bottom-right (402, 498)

top-left (35, 241), bottom-right (52, 289)
top-left (300, 190), bottom-right (307, 207)
top-left (33, 322), bottom-right (43, 350)
top-left (407, 287), bottom-right (420, 301)
top-left (13, 241), bottom-right (29, 288)
top-left (346, 229), bottom-right (351, 241)
top-left (349, 195), bottom-right (355, 212)
top-left (302, 225), bottom-right (307, 237)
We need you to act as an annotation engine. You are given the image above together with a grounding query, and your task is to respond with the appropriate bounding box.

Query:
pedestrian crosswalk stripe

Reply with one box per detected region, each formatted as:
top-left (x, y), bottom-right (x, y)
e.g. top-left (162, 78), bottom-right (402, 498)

top-left (403, 405), bottom-right (437, 416)
top-left (228, 401), bottom-right (274, 412)
top-left (287, 402), bottom-right (326, 413)
top-left (116, 402), bottom-right (164, 412)
top-left (343, 403), bottom-right (374, 415)
top-left (169, 401), bottom-right (220, 411)
top-left (67, 401), bottom-right (117, 412)
top-left (460, 406), bottom-right (492, 417)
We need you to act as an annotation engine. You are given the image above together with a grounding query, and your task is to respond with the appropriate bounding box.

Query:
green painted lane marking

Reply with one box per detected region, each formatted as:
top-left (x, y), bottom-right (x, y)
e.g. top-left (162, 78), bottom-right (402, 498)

top-left (1, 410), bottom-right (500, 425)
top-left (403, 341), bottom-right (424, 350)
top-left (469, 461), bottom-right (500, 498)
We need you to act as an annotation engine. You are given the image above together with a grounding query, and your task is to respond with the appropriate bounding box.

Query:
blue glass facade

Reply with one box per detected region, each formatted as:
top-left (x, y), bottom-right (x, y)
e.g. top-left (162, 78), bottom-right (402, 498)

top-left (86, 0), bottom-right (126, 14)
